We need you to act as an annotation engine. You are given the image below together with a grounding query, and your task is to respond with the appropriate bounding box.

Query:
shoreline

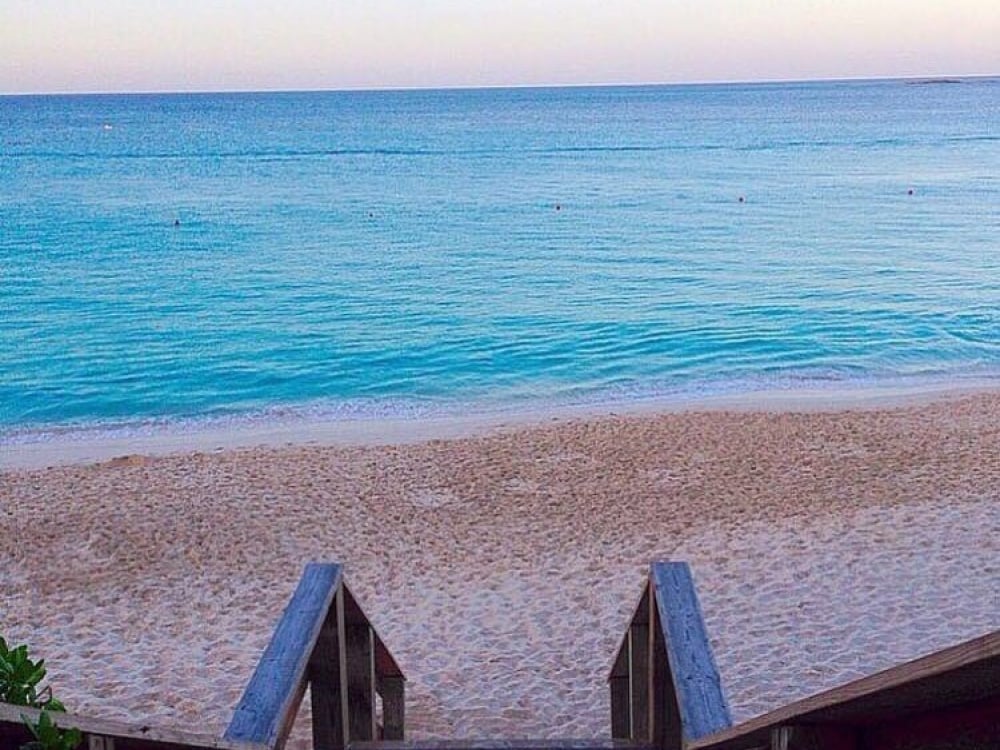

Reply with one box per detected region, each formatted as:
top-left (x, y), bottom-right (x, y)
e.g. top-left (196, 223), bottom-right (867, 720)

top-left (3, 377), bottom-right (999, 470)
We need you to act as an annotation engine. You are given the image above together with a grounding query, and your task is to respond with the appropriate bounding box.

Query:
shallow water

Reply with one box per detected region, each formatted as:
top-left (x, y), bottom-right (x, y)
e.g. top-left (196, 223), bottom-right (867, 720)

top-left (2, 79), bottom-right (999, 435)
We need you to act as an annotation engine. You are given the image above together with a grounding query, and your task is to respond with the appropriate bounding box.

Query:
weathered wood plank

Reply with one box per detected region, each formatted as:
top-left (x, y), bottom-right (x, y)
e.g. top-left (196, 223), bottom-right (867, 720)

top-left (0, 703), bottom-right (264, 750)
top-left (628, 622), bottom-right (650, 741)
top-left (650, 562), bottom-right (732, 745)
top-left (225, 563), bottom-right (343, 748)
top-left (380, 675), bottom-right (406, 741)
top-left (309, 594), bottom-right (347, 750)
top-left (610, 675), bottom-right (631, 740)
top-left (610, 580), bottom-right (651, 741)
top-left (345, 623), bottom-right (376, 741)
top-left (610, 640), bottom-right (630, 739)
top-left (336, 586), bottom-right (351, 744)
top-left (649, 597), bottom-right (681, 750)
top-left (689, 630), bottom-right (1000, 750)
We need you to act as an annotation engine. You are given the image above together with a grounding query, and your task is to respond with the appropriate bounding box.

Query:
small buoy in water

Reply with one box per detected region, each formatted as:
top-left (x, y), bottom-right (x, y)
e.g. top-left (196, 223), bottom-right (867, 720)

top-left (555, 203), bottom-right (561, 211)
top-left (368, 211), bottom-right (374, 218)
top-left (173, 219), bottom-right (180, 227)
top-left (907, 188), bottom-right (915, 195)
top-left (738, 196), bottom-right (745, 203)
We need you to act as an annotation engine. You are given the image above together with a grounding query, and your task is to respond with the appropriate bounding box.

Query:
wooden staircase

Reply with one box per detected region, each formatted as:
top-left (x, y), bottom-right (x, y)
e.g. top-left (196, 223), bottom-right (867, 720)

top-left (1, 562), bottom-right (997, 750)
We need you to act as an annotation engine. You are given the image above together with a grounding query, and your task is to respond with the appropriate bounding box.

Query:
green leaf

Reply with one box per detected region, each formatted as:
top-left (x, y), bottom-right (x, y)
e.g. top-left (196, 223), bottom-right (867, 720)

top-left (27, 662), bottom-right (47, 687)
top-left (63, 728), bottom-right (83, 750)
top-left (2, 638), bottom-right (68, 715)
top-left (20, 710), bottom-right (81, 750)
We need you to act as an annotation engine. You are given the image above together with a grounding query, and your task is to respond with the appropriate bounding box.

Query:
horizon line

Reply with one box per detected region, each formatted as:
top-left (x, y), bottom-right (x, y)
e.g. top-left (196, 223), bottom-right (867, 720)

top-left (2, 71), bottom-right (997, 98)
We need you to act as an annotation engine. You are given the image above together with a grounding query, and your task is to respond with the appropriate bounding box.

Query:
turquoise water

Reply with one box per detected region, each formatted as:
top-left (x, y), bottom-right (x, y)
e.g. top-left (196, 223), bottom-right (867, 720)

top-left (2, 80), bottom-right (999, 437)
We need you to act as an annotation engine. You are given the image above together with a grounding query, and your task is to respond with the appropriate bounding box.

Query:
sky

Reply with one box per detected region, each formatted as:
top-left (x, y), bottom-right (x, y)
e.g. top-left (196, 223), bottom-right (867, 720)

top-left (2, 0), bottom-right (999, 94)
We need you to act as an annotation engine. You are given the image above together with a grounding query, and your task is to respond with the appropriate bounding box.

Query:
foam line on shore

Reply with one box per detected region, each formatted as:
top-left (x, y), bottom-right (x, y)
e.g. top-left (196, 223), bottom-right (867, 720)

top-left (2, 377), bottom-right (999, 470)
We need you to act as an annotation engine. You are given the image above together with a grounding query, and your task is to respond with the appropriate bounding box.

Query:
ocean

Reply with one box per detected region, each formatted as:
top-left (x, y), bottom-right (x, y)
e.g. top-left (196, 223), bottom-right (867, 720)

top-left (2, 79), bottom-right (998, 440)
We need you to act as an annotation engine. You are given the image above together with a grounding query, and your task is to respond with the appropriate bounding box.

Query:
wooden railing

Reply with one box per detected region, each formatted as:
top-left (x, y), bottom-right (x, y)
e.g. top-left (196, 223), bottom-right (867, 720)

top-left (609, 563), bottom-right (731, 750)
top-left (0, 702), bottom-right (262, 750)
top-left (688, 630), bottom-right (1000, 750)
top-left (610, 562), bottom-right (1000, 750)
top-left (4, 560), bottom-right (997, 750)
top-left (224, 563), bottom-right (404, 750)
top-left (0, 563), bottom-right (404, 750)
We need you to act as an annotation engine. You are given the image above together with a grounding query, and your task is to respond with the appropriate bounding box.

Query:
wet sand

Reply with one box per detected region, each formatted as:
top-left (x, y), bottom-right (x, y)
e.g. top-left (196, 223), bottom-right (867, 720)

top-left (1, 392), bottom-right (998, 743)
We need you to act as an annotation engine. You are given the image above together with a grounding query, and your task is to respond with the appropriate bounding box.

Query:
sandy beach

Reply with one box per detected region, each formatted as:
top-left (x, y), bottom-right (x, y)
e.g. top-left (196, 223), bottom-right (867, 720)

top-left (1, 391), bottom-right (998, 744)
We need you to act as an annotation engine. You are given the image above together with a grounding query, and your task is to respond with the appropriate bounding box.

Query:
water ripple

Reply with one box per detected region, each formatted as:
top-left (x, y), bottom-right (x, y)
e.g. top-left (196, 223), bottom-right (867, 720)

top-left (2, 81), bottom-right (999, 432)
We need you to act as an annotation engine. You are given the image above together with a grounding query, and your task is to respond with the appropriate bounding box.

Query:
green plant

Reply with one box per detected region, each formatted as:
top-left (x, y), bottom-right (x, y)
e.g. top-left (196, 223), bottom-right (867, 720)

top-left (0, 637), bottom-right (80, 750)
top-left (0, 637), bottom-right (64, 711)
top-left (21, 711), bottom-right (82, 750)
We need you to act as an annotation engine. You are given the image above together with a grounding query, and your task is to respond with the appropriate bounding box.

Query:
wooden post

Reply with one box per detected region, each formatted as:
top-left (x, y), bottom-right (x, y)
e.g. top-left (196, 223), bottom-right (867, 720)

top-left (610, 645), bottom-right (631, 739)
top-left (374, 632), bottom-right (407, 741)
top-left (629, 616), bottom-right (650, 739)
top-left (336, 588), bottom-right (351, 741)
top-left (649, 592), bottom-right (682, 750)
top-left (380, 676), bottom-right (406, 740)
top-left (345, 623), bottom-right (376, 741)
top-left (309, 591), bottom-right (347, 750)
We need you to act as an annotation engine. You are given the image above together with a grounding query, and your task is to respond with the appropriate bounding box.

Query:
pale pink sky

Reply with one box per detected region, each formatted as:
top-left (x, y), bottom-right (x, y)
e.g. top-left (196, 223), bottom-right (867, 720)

top-left (2, 0), bottom-right (998, 93)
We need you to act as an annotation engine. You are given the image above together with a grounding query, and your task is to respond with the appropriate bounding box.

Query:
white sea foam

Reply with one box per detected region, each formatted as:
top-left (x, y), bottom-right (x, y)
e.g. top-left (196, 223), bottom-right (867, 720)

top-left (4, 371), bottom-right (999, 470)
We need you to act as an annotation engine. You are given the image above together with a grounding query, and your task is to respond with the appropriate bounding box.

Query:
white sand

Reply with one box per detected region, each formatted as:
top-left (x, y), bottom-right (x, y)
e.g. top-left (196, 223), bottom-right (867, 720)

top-left (1, 392), bottom-right (998, 744)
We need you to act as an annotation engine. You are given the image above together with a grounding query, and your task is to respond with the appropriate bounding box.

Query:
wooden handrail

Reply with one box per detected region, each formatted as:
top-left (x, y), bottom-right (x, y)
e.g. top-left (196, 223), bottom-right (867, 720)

top-left (650, 563), bottom-right (731, 744)
top-left (687, 630), bottom-right (1000, 750)
top-left (5, 560), bottom-right (995, 750)
top-left (0, 563), bottom-right (405, 750)
top-left (611, 564), bottom-right (1000, 750)
top-left (224, 563), bottom-right (407, 749)
top-left (609, 563), bottom-right (730, 750)
top-left (225, 563), bottom-right (344, 748)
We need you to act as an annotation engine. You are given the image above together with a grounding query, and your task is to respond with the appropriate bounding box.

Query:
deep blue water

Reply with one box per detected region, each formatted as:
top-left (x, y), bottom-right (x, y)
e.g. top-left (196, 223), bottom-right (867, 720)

top-left (2, 80), bottom-right (999, 437)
